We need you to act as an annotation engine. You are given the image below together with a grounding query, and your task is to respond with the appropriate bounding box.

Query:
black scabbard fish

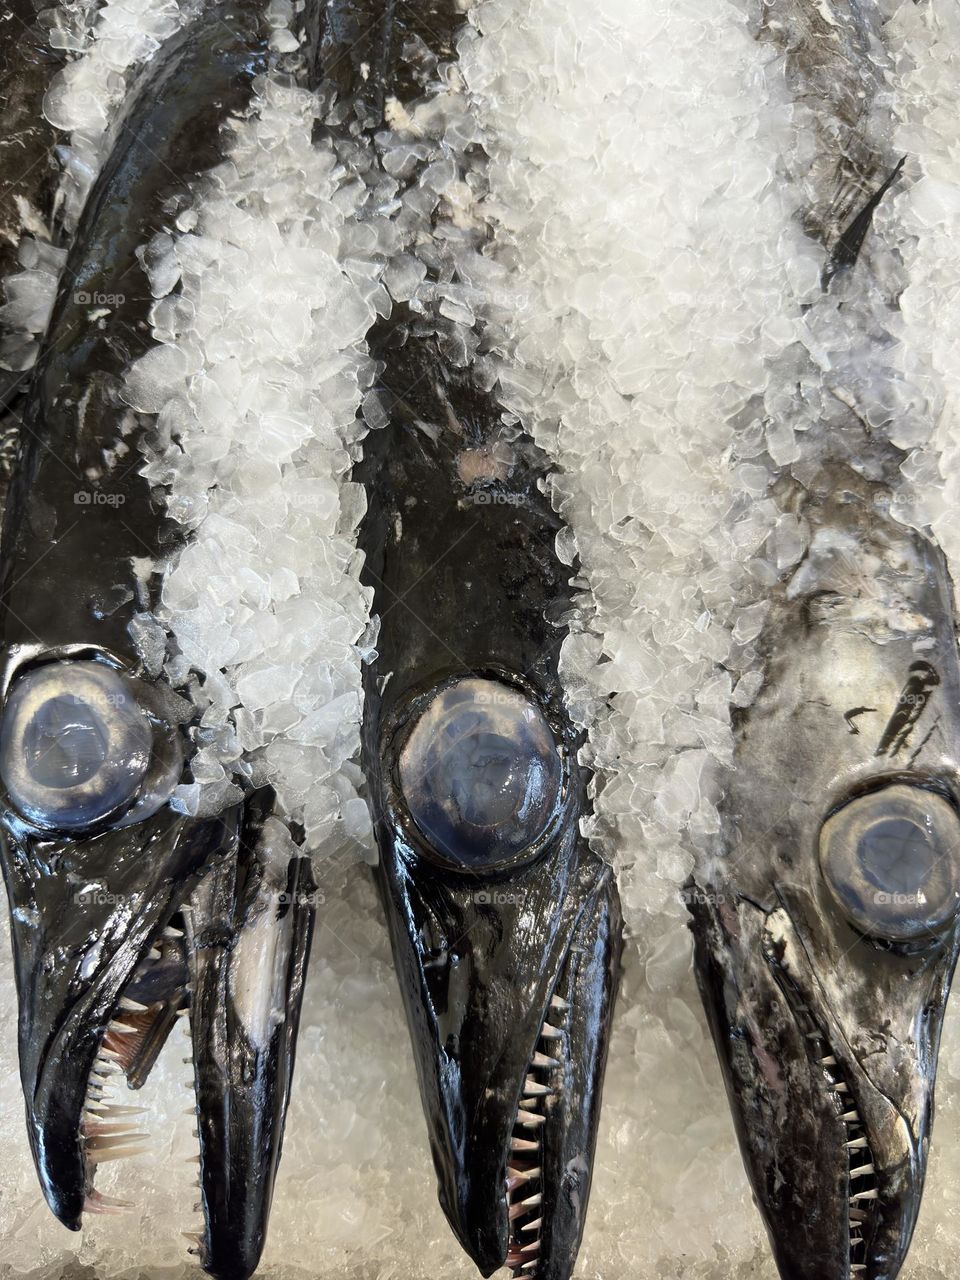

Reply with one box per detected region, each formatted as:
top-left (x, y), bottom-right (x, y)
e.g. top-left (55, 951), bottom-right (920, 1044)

top-left (317, 3), bottom-right (624, 1277)
top-left (0, 6), bottom-right (315, 1278)
top-left (688, 4), bottom-right (960, 1279)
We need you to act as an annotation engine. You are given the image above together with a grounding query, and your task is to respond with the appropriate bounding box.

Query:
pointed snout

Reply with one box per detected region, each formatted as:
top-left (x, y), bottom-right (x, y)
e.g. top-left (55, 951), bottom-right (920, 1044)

top-left (688, 883), bottom-right (936, 1280)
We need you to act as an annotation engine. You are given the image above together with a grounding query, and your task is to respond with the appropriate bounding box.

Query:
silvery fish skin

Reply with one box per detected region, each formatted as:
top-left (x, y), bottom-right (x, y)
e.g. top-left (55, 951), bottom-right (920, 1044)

top-left (690, 4), bottom-right (960, 1278)
top-left (331, 4), bottom-right (624, 1278)
top-left (0, 6), bottom-right (314, 1278)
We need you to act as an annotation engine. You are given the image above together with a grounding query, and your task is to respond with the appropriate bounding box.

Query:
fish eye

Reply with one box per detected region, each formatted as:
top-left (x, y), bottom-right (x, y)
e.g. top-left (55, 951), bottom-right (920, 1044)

top-left (396, 676), bottom-right (565, 871)
top-left (0, 660), bottom-right (183, 832)
top-left (819, 783), bottom-right (960, 942)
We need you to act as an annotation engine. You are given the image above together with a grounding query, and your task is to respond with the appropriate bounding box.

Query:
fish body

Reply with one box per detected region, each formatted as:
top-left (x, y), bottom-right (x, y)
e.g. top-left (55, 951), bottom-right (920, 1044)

top-left (328, 4), bottom-right (624, 1277)
top-left (0, 6), bottom-right (315, 1277)
top-left (691, 6), bottom-right (960, 1278)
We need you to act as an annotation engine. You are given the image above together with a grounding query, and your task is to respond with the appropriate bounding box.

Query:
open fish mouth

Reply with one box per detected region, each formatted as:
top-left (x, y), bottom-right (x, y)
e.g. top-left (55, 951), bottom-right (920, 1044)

top-left (1, 699), bottom-right (314, 1280)
top-left (689, 879), bottom-right (947, 1280)
top-left (371, 722), bottom-right (621, 1280)
top-left (500, 892), bottom-right (620, 1280)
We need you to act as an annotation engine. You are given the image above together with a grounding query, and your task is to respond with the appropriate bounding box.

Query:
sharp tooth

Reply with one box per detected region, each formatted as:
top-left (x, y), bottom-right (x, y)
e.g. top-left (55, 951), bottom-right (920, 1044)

top-left (85, 1132), bottom-right (147, 1150)
top-left (521, 1218), bottom-right (542, 1234)
top-left (119, 998), bottom-right (150, 1013)
top-left (164, 926), bottom-right (185, 939)
top-left (523, 1077), bottom-right (550, 1096)
top-left (83, 1189), bottom-right (133, 1215)
top-left (84, 1121), bottom-right (147, 1138)
top-left (841, 1111), bottom-right (861, 1124)
top-left (531, 1052), bottom-right (558, 1069)
top-left (88, 1105), bottom-right (146, 1117)
top-left (850, 1164), bottom-right (875, 1178)
top-left (506, 1166), bottom-right (541, 1191)
top-left (108, 1021), bottom-right (138, 1035)
top-left (850, 1237), bottom-right (864, 1247)
top-left (87, 1143), bottom-right (149, 1163)
top-left (821, 1055), bottom-right (837, 1066)
top-left (844, 1137), bottom-right (868, 1149)
top-left (511, 1137), bottom-right (539, 1153)
top-left (833, 1083), bottom-right (849, 1094)
top-left (98, 1047), bottom-right (123, 1063)
top-left (550, 994), bottom-right (569, 1011)
top-left (521, 1258), bottom-right (539, 1269)
top-left (520, 1193), bottom-right (542, 1208)
top-left (521, 1239), bottom-right (540, 1255)
top-left (540, 1023), bottom-right (563, 1040)
top-left (176, 1006), bottom-right (190, 1017)
top-left (850, 1189), bottom-right (878, 1203)
top-left (517, 1109), bottom-right (546, 1127)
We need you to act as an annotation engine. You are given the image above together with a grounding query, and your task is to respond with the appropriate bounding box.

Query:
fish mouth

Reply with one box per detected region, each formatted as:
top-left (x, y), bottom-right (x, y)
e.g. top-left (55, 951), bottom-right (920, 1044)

top-left (1, 787), bottom-right (314, 1280)
top-left (377, 828), bottom-right (621, 1280)
top-left (688, 881), bottom-right (951, 1280)
top-left (502, 877), bottom-right (621, 1280)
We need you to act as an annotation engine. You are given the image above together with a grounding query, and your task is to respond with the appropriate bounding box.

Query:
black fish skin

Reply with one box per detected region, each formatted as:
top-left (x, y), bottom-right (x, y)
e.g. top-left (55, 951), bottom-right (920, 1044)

top-left (331, 4), bottom-right (623, 1277)
top-left (0, 6), bottom-right (317, 1278)
top-left (688, 470), bottom-right (960, 1280)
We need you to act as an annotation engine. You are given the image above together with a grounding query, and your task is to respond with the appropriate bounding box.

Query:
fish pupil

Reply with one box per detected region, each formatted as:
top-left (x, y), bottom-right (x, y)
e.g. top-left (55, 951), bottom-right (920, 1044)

top-left (856, 817), bottom-right (935, 897)
top-left (24, 697), bottom-right (110, 789)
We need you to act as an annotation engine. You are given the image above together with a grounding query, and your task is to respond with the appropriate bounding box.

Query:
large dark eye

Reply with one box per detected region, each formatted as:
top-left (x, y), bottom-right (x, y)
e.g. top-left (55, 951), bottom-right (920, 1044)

top-left (819, 784), bottom-right (960, 942)
top-left (396, 677), bottom-right (564, 870)
top-left (0, 660), bottom-right (183, 831)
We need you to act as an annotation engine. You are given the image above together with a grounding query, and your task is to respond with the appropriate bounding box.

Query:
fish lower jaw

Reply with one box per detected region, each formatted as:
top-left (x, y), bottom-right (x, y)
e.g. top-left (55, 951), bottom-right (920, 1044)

top-left (504, 989), bottom-right (570, 1277)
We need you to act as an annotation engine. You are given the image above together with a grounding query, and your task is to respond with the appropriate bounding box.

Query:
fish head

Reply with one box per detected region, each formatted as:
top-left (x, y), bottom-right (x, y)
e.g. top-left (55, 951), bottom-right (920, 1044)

top-left (688, 485), bottom-right (960, 1280)
top-left (369, 671), bottom-right (622, 1279)
top-left (0, 649), bottom-right (313, 1280)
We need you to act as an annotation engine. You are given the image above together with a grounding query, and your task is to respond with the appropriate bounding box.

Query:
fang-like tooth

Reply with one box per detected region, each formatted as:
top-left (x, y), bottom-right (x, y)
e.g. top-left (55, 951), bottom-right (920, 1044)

top-left (521, 1239), bottom-right (541, 1255)
top-left (850, 1164), bottom-right (875, 1178)
top-left (521, 1192), bottom-right (542, 1208)
top-left (511, 1137), bottom-right (539, 1153)
top-left (850, 1189), bottom-right (878, 1203)
top-left (506, 1166), bottom-right (541, 1191)
top-left (550, 994), bottom-right (569, 1011)
top-left (540, 1023), bottom-right (563, 1040)
top-left (517, 1109), bottom-right (546, 1127)
top-left (821, 1055), bottom-right (837, 1066)
top-left (87, 1143), bottom-right (149, 1163)
top-left (521, 1217), bottom-right (542, 1234)
top-left (119, 997), bottom-right (150, 1013)
top-left (108, 1021), bottom-right (137, 1035)
top-left (164, 925), bottom-right (185, 938)
top-left (531, 1051), bottom-right (558, 1069)
top-left (845, 1137), bottom-right (868, 1150)
top-left (523, 1077), bottom-right (550, 1096)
